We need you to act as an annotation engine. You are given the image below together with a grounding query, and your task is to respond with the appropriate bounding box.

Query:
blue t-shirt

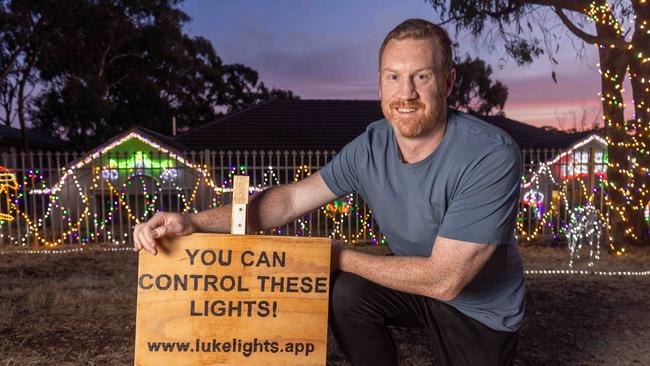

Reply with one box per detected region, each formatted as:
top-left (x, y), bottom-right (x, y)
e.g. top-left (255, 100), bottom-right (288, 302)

top-left (320, 109), bottom-right (525, 332)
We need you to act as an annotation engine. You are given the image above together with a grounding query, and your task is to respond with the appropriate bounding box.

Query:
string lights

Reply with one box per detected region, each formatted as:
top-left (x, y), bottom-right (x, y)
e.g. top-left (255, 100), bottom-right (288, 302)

top-left (0, 132), bottom-right (386, 248)
top-left (567, 205), bottom-right (603, 267)
top-left (0, 132), bottom-right (226, 247)
top-left (524, 269), bottom-right (650, 276)
top-left (518, 135), bottom-right (613, 258)
top-left (2, 243), bottom-right (648, 278)
top-left (580, 0), bottom-right (650, 247)
top-left (0, 166), bottom-right (18, 222)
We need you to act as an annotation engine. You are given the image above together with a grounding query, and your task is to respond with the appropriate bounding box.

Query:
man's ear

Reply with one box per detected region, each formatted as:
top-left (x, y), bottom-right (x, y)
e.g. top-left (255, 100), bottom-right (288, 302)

top-left (378, 71), bottom-right (382, 99)
top-left (445, 68), bottom-right (456, 98)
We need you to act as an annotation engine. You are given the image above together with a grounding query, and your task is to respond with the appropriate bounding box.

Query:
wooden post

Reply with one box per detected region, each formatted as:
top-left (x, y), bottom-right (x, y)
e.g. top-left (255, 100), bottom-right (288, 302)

top-left (231, 175), bottom-right (249, 235)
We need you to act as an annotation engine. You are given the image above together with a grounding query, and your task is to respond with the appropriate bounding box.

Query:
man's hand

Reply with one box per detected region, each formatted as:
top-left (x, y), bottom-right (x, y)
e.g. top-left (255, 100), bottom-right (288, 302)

top-left (133, 212), bottom-right (196, 255)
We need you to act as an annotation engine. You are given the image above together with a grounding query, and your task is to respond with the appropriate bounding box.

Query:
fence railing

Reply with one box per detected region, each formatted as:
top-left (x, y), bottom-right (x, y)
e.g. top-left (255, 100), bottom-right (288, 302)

top-left (0, 146), bottom-right (607, 247)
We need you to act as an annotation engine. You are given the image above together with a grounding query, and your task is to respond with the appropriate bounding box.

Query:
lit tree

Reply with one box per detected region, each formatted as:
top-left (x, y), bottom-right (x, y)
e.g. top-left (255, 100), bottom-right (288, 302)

top-left (427, 0), bottom-right (649, 247)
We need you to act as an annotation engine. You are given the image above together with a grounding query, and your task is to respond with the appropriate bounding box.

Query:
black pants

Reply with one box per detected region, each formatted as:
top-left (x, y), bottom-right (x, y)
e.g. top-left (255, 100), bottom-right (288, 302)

top-left (328, 272), bottom-right (518, 366)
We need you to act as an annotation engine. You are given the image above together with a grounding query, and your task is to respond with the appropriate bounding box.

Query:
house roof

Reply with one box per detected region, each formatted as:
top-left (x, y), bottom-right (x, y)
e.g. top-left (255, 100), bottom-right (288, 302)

top-left (79, 125), bottom-right (189, 159)
top-left (123, 126), bottom-right (189, 152)
top-left (176, 99), bottom-right (596, 151)
top-left (479, 114), bottom-right (596, 150)
top-left (0, 124), bottom-right (70, 150)
top-left (50, 126), bottom-right (201, 196)
top-left (176, 100), bottom-right (383, 151)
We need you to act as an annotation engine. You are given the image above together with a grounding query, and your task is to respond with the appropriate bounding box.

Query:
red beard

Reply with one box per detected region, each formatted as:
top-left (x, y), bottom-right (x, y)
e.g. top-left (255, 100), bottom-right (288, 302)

top-left (383, 99), bottom-right (434, 138)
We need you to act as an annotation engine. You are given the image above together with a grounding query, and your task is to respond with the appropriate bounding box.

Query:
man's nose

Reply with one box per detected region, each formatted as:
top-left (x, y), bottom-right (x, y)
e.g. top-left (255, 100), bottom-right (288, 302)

top-left (397, 77), bottom-right (418, 100)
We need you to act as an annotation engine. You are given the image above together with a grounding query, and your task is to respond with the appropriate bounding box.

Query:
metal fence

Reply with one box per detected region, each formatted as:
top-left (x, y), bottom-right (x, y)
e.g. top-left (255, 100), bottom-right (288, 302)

top-left (0, 145), bottom-right (608, 247)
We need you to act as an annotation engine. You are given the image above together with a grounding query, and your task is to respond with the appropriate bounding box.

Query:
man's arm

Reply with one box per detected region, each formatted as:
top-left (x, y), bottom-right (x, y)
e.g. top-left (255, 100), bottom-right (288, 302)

top-left (334, 236), bottom-right (496, 301)
top-left (184, 171), bottom-right (338, 233)
top-left (133, 171), bottom-right (338, 255)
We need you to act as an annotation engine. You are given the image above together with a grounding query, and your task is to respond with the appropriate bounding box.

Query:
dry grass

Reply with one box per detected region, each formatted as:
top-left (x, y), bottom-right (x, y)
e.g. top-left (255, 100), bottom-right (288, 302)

top-left (0, 244), bottom-right (649, 365)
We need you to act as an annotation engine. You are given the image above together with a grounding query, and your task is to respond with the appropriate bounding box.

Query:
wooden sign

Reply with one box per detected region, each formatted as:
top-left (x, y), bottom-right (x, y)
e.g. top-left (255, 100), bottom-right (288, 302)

top-left (134, 233), bottom-right (331, 365)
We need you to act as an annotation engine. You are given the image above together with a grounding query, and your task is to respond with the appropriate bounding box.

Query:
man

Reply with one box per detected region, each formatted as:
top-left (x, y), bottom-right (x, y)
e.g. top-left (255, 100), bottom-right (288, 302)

top-left (134, 18), bottom-right (524, 366)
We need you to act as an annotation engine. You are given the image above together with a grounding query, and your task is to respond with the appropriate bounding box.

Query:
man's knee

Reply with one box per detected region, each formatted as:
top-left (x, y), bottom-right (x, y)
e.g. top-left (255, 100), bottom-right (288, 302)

top-left (329, 271), bottom-right (372, 318)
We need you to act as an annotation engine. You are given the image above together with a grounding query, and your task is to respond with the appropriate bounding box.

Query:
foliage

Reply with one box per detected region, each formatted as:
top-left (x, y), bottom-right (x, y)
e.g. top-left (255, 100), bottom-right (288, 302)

top-left (449, 55), bottom-right (508, 115)
top-left (0, 0), bottom-right (296, 149)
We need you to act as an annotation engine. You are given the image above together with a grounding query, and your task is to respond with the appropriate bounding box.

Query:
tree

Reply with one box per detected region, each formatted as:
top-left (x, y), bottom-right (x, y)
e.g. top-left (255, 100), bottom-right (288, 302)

top-left (0, 0), bottom-right (46, 149)
top-left (427, 0), bottom-right (650, 247)
top-left (1, 0), bottom-right (296, 149)
top-left (449, 55), bottom-right (509, 115)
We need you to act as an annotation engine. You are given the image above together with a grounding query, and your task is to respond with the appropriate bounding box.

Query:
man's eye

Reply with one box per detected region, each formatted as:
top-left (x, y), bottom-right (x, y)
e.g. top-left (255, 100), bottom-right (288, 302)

top-left (416, 74), bottom-right (429, 81)
top-left (388, 74), bottom-right (398, 80)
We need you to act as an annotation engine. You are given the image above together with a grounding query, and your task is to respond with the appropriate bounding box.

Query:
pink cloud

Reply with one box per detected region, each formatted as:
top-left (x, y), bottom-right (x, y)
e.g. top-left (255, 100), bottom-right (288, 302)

top-left (501, 69), bottom-right (634, 129)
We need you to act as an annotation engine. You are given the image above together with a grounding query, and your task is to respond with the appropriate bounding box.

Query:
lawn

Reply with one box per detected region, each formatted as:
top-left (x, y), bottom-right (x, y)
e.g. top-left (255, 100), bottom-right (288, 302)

top-left (1, 244), bottom-right (649, 365)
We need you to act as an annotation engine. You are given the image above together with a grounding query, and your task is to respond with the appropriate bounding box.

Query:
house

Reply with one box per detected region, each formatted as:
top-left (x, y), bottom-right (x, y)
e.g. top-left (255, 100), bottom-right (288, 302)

top-left (175, 99), bottom-right (595, 151)
top-left (0, 124), bottom-right (70, 152)
top-left (21, 127), bottom-right (223, 246)
top-left (521, 133), bottom-right (608, 220)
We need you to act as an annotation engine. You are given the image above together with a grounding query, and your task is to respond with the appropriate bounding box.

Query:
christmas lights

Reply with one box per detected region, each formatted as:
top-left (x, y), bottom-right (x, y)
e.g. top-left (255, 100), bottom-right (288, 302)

top-left (567, 205), bottom-right (603, 267)
top-left (518, 136), bottom-right (612, 257)
top-left (580, 0), bottom-right (650, 246)
top-left (0, 139), bottom-right (385, 248)
top-left (1, 244), bottom-right (648, 278)
top-left (0, 132), bottom-right (228, 247)
top-left (0, 166), bottom-right (18, 222)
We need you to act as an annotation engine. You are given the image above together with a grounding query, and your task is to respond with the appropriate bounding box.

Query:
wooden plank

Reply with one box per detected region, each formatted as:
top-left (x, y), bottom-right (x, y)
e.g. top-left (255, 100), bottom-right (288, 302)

top-left (232, 175), bottom-right (249, 204)
top-left (231, 203), bottom-right (247, 235)
top-left (231, 175), bottom-right (249, 235)
top-left (135, 233), bottom-right (331, 365)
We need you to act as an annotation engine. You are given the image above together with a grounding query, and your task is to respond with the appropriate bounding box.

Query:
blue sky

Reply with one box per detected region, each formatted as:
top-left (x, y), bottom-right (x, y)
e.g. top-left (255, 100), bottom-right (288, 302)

top-left (179, 0), bottom-right (632, 129)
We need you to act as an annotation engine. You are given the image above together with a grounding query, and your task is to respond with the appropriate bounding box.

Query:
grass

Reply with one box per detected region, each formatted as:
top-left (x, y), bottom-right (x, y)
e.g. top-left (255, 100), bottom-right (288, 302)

top-left (0, 243), bottom-right (649, 365)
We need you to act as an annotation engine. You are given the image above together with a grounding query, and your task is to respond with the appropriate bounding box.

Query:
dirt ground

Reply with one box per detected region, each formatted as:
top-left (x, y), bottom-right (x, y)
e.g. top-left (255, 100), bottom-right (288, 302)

top-left (1, 244), bottom-right (649, 365)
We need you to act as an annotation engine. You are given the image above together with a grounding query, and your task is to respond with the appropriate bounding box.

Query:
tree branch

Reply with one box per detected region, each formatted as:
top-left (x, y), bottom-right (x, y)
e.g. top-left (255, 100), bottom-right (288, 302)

top-left (527, 0), bottom-right (590, 13)
top-left (553, 6), bottom-right (598, 43)
top-left (437, 16), bottom-right (464, 26)
top-left (0, 40), bottom-right (28, 85)
top-left (553, 6), bottom-right (628, 48)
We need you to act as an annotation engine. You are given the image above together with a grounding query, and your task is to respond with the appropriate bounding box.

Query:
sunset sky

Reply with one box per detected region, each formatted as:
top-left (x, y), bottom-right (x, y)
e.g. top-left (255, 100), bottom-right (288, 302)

top-left (180, 0), bottom-right (634, 130)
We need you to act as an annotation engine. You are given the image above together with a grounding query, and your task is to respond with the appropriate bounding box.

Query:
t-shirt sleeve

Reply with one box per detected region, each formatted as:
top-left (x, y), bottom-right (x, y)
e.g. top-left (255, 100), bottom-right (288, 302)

top-left (437, 145), bottom-right (522, 245)
top-left (319, 134), bottom-right (365, 197)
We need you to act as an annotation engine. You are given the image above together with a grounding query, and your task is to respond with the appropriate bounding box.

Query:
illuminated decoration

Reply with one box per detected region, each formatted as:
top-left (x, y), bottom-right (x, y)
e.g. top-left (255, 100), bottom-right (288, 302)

top-left (518, 134), bottom-right (619, 259)
top-left (0, 246), bottom-right (134, 255)
top-left (0, 132), bottom-right (385, 247)
top-left (580, 0), bottom-right (650, 247)
top-left (567, 206), bottom-right (603, 268)
top-left (522, 190), bottom-right (545, 206)
top-left (161, 168), bottom-right (178, 181)
top-left (319, 193), bottom-right (386, 245)
top-left (0, 130), bottom-right (231, 247)
top-left (293, 165), bottom-right (313, 237)
top-left (107, 151), bottom-right (175, 171)
top-left (522, 189), bottom-right (545, 220)
top-left (559, 150), bottom-right (608, 180)
top-left (326, 200), bottom-right (351, 215)
top-left (255, 164), bottom-right (386, 244)
top-left (101, 169), bottom-right (119, 180)
top-left (259, 165), bottom-right (280, 188)
top-left (1, 244), bottom-right (648, 278)
top-left (524, 269), bottom-right (650, 276)
top-left (523, 134), bottom-right (609, 189)
top-left (0, 167), bottom-right (18, 222)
